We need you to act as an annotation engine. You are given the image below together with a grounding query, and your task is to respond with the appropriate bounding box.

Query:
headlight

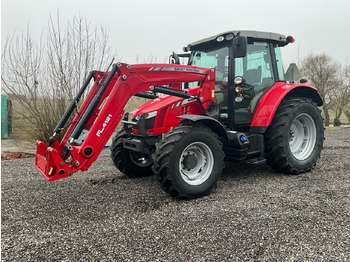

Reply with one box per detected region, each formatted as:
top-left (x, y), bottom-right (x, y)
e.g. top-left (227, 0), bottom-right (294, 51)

top-left (133, 111), bottom-right (158, 130)
top-left (145, 111), bottom-right (157, 119)
top-left (234, 76), bottom-right (244, 85)
top-left (216, 36), bottom-right (224, 42)
top-left (225, 34), bottom-right (234, 40)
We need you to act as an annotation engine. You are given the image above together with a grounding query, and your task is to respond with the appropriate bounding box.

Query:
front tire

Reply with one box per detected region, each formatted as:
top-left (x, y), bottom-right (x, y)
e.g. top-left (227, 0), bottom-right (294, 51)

top-left (152, 124), bottom-right (224, 199)
top-left (264, 98), bottom-right (324, 174)
top-left (110, 129), bottom-right (153, 177)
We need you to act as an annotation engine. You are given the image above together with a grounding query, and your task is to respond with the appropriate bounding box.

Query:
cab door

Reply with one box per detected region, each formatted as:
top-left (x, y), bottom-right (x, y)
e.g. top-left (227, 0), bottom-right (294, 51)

top-left (233, 42), bottom-right (276, 124)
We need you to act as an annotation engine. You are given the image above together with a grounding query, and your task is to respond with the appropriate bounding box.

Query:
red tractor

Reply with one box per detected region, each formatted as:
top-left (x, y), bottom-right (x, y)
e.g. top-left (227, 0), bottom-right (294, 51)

top-left (35, 31), bottom-right (324, 199)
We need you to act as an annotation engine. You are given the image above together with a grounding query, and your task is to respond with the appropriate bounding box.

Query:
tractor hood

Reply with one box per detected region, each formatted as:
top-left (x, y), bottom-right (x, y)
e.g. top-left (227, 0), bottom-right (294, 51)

top-left (131, 94), bottom-right (182, 119)
top-left (131, 86), bottom-right (201, 119)
top-left (131, 86), bottom-right (205, 135)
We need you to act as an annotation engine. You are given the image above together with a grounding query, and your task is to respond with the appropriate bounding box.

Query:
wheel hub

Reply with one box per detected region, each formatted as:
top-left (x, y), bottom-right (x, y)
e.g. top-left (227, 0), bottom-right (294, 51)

top-left (182, 153), bottom-right (198, 170)
top-left (129, 151), bottom-right (152, 167)
top-left (179, 142), bottom-right (214, 186)
top-left (289, 113), bottom-right (316, 160)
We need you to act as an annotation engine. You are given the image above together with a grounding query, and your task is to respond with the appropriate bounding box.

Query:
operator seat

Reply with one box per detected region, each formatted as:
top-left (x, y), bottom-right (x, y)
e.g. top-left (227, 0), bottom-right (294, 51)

top-left (243, 66), bottom-right (262, 86)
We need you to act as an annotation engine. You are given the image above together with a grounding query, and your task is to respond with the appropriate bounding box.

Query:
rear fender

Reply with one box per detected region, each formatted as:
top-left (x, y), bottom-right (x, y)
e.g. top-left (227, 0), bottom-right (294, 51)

top-left (250, 83), bottom-right (322, 132)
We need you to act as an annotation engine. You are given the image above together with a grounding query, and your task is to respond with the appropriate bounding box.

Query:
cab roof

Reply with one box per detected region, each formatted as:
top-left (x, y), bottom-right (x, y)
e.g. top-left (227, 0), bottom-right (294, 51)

top-left (185, 30), bottom-right (291, 51)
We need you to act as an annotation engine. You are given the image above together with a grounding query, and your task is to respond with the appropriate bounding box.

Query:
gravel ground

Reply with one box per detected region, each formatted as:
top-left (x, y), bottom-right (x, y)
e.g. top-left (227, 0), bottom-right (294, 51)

top-left (1, 128), bottom-right (350, 261)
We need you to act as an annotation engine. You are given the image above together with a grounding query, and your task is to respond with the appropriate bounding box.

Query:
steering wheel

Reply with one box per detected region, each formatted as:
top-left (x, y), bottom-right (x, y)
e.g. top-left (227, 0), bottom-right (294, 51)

top-left (241, 83), bottom-right (255, 100)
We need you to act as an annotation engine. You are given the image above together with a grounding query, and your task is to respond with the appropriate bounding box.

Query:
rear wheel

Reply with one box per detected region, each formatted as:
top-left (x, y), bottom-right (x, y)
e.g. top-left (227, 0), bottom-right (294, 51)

top-left (264, 98), bottom-right (324, 174)
top-left (110, 129), bottom-right (153, 177)
top-left (152, 124), bottom-right (224, 199)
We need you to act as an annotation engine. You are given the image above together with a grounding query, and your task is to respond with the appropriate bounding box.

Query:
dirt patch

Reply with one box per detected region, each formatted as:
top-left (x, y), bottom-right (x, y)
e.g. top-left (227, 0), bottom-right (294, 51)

top-left (1, 152), bottom-right (35, 160)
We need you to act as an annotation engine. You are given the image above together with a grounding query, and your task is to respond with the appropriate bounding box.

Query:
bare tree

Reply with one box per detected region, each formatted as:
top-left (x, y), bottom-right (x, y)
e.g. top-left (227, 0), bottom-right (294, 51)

top-left (344, 109), bottom-right (350, 124)
top-left (330, 65), bottom-right (350, 125)
top-left (2, 14), bottom-right (114, 141)
top-left (300, 53), bottom-right (339, 126)
top-left (340, 65), bottom-right (350, 124)
top-left (143, 54), bottom-right (158, 63)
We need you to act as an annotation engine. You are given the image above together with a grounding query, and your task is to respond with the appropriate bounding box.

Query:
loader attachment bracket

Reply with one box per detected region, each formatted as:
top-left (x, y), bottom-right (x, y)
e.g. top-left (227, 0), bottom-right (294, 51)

top-left (34, 141), bottom-right (74, 181)
top-left (122, 112), bottom-right (149, 138)
top-left (122, 112), bottom-right (134, 135)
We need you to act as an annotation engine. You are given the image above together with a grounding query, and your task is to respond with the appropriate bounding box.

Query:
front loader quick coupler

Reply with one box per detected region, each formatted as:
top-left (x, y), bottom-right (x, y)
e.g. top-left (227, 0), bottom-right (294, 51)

top-left (34, 141), bottom-right (74, 181)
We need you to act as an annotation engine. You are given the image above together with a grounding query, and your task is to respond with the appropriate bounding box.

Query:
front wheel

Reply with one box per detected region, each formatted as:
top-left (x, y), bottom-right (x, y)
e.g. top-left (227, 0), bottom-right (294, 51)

top-left (152, 124), bottom-right (224, 199)
top-left (264, 98), bottom-right (324, 174)
top-left (110, 129), bottom-right (153, 177)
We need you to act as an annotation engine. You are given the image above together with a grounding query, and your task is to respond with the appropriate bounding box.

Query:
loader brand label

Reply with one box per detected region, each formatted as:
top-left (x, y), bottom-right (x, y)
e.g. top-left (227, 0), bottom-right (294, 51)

top-left (96, 114), bottom-right (112, 137)
top-left (149, 66), bottom-right (206, 74)
top-left (161, 67), bottom-right (206, 74)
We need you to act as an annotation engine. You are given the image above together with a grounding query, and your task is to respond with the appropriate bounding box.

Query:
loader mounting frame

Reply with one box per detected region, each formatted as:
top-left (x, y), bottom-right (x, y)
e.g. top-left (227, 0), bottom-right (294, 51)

top-left (34, 63), bottom-right (216, 181)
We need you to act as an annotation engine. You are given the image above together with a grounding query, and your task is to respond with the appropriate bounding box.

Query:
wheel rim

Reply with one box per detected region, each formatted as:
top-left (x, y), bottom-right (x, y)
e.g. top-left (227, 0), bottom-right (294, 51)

top-left (129, 151), bottom-right (152, 167)
top-left (289, 113), bottom-right (317, 160)
top-left (179, 142), bottom-right (214, 186)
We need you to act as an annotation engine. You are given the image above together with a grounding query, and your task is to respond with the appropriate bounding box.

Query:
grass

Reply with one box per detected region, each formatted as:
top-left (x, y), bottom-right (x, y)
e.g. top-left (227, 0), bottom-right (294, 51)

top-left (325, 126), bottom-right (342, 130)
top-left (8, 99), bottom-right (33, 141)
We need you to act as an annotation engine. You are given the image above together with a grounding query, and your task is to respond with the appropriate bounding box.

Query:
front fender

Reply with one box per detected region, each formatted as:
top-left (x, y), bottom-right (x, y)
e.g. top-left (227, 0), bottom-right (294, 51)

top-left (177, 114), bottom-right (229, 140)
top-left (250, 82), bottom-right (322, 132)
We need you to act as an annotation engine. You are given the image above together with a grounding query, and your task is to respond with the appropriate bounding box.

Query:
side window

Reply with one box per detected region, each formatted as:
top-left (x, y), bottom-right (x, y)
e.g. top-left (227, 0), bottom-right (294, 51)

top-left (275, 47), bottom-right (285, 81)
top-left (235, 42), bottom-right (274, 90)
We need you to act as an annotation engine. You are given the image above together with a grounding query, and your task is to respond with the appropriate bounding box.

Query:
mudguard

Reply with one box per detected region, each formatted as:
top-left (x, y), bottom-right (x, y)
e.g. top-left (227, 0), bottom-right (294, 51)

top-left (250, 82), bottom-right (322, 132)
top-left (178, 114), bottom-right (229, 140)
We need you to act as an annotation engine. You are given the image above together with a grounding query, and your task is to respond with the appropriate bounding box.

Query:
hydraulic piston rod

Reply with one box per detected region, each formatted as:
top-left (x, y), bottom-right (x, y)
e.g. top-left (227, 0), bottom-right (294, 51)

top-left (52, 71), bottom-right (94, 136)
top-left (68, 64), bottom-right (118, 142)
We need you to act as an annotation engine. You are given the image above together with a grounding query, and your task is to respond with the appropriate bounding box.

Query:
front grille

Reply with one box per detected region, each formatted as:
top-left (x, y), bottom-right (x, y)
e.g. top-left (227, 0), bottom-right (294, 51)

top-left (156, 108), bottom-right (168, 128)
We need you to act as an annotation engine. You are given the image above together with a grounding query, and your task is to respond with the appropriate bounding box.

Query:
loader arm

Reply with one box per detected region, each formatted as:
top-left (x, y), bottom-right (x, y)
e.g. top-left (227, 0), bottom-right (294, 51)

top-left (34, 63), bottom-right (216, 181)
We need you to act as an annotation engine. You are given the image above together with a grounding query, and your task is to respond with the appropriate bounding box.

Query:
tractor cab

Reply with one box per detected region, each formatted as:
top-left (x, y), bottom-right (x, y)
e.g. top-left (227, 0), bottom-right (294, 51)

top-left (185, 31), bottom-right (292, 129)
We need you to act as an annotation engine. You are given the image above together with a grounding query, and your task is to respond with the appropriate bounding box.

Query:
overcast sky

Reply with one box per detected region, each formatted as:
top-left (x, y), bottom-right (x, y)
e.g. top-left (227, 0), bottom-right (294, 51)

top-left (1, 0), bottom-right (350, 68)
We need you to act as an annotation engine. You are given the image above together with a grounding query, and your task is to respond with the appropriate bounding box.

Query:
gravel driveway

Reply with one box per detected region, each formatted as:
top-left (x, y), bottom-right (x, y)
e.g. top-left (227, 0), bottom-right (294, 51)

top-left (1, 128), bottom-right (350, 261)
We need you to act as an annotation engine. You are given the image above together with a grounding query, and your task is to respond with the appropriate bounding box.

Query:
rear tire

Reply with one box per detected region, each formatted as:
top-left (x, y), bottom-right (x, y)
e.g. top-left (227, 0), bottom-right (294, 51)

top-left (152, 124), bottom-right (224, 199)
top-left (110, 129), bottom-right (153, 177)
top-left (264, 98), bottom-right (324, 174)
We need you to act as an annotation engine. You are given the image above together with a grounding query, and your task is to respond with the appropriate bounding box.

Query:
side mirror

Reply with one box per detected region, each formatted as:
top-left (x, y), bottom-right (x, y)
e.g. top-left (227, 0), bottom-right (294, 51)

top-left (232, 36), bottom-right (247, 58)
top-left (169, 52), bottom-right (180, 64)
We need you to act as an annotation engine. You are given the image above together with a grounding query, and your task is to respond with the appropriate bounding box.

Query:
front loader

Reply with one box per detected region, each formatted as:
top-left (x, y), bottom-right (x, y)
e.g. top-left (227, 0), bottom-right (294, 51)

top-left (35, 30), bottom-right (324, 199)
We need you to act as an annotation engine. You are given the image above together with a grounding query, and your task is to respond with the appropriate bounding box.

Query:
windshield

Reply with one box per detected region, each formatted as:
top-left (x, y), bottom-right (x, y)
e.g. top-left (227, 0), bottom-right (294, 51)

top-left (187, 46), bottom-right (230, 113)
top-left (189, 46), bottom-right (229, 77)
top-left (188, 46), bottom-right (229, 89)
